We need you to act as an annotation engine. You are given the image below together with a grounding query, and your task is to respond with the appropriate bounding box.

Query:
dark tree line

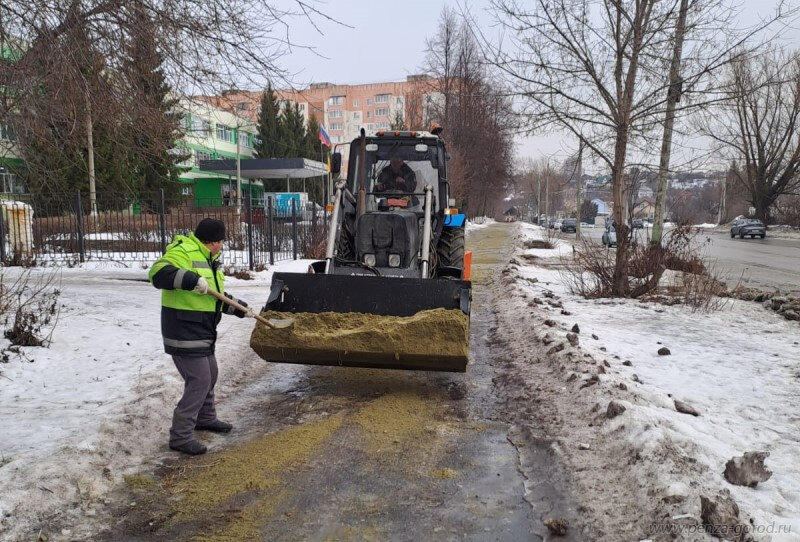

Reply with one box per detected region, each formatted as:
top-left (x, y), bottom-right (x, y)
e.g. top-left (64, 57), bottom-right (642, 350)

top-left (254, 84), bottom-right (328, 203)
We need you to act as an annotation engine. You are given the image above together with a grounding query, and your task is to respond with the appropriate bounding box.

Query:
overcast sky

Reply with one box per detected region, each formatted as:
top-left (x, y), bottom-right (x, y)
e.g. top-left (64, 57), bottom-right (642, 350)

top-left (275, 0), bottom-right (799, 170)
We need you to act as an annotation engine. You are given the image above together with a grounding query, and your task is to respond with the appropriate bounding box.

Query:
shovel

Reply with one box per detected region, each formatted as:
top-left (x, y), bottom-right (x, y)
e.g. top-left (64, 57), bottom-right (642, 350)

top-left (206, 288), bottom-right (294, 329)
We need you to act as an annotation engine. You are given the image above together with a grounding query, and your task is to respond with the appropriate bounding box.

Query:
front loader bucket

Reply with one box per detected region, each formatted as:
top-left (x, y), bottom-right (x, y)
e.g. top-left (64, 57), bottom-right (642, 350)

top-left (249, 272), bottom-right (471, 372)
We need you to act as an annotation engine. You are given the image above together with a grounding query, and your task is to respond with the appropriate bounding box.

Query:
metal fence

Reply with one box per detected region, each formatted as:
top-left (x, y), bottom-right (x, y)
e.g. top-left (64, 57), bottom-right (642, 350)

top-left (0, 190), bottom-right (329, 269)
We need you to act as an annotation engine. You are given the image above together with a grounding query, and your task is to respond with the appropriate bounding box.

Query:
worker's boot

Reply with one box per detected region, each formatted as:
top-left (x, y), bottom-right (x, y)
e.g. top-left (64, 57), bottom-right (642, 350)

top-left (169, 441), bottom-right (207, 456)
top-left (195, 420), bottom-right (233, 433)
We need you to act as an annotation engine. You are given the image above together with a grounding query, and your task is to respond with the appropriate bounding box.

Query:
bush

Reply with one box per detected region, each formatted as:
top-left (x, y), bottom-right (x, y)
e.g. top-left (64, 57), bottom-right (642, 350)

top-left (562, 223), bottom-right (727, 311)
top-left (0, 270), bottom-right (62, 347)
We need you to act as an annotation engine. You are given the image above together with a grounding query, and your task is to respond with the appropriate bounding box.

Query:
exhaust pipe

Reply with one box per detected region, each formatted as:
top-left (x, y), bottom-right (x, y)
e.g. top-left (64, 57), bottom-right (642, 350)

top-left (420, 184), bottom-right (433, 278)
top-left (324, 180), bottom-right (346, 274)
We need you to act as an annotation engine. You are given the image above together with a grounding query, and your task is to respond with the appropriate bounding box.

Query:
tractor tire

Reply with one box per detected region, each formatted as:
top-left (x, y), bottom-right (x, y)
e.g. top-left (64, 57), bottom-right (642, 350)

top-left (437, 227), bottom-right (466, 270)
top-left (336, 220), bottom-right (355, 260)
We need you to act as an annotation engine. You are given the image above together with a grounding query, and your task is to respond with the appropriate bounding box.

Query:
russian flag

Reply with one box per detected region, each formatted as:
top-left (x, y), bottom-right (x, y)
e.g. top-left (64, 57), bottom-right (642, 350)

top-left (318, 124), bottom-right (332, 147)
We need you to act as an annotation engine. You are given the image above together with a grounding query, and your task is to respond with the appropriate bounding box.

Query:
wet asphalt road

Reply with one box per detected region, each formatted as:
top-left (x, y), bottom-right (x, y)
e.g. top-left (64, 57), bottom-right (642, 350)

top-left (563, 225), bottom-right (800, 292)
top-left (104, 223), bottom-right (565, 542)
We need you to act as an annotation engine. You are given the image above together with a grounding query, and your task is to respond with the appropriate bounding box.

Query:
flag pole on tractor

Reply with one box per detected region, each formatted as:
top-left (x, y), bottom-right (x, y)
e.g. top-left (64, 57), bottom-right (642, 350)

top-left (319, 124), bottom-right (332, 203)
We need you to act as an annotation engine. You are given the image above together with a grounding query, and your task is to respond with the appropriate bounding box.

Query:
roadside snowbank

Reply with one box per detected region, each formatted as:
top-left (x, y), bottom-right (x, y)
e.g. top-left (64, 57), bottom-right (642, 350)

top-left (0, 258), bottom-right (316, 540)
top-left (465, 217), bottom-right (495, 233)
top-left (512, 225), bottom-right (800, 540)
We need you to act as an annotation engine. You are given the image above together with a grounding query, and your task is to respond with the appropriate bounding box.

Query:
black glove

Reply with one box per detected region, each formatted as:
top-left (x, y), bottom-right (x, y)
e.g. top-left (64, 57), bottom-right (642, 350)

top-left (224, 293), bottom-right (249, 318)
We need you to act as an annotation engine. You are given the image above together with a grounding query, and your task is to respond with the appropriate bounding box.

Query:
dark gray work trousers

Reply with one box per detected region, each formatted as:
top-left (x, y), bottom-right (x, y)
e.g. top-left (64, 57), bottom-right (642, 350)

top-left (169, 354), bottom-right (218, 446)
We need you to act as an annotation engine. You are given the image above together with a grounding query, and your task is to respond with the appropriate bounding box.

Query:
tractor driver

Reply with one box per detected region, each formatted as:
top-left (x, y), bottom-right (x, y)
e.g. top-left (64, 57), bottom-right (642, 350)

top-left (375, 151), bottom-right (417, 193)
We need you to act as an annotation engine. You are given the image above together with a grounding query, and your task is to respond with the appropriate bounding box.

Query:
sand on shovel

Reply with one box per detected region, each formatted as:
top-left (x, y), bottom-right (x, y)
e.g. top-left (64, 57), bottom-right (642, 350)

top-left (249, 308), bottom-right (469, 371)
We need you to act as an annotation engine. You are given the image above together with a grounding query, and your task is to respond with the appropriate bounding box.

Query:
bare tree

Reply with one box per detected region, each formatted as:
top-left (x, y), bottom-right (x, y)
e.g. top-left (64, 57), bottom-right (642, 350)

top-left (704, 50), bottom-right (800, 223)
top-left (481, 0), bottom-right (794, 295)
top-left (422, 7), bottom-right (516, 218)
top-left (0, 0), bottom-right (338, 198)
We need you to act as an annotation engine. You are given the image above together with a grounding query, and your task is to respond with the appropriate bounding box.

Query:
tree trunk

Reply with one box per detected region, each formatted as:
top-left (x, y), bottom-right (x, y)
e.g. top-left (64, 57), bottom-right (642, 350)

top-left (651, 0), bottom-right (689, 245)
top-left (612, 125), bottom-right (630, 296)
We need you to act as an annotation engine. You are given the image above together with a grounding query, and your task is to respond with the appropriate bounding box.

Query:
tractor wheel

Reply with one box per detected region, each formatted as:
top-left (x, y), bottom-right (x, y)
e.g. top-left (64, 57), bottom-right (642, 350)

top-left (336, 220), bottom-right (355, 260)
top-left (437, 227), bottom-right (466, 270)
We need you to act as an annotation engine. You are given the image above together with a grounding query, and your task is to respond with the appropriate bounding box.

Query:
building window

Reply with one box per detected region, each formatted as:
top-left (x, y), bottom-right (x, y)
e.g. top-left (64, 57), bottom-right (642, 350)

top-left (367, 111), bottom-right (372, 118)
top-left (216, 124), bottom-right (233, 142)
top-left (235, 102), bottom-right (249, 112)
top-left (375, 108), bottom-right (389, 117)
top-left (353, 112), bottom-right (361, 120)
top-left (329, 110), bottom-right (343, 118)
top-left (353, 99), bottom-right (359, 107)
top-left (329, 96), bottom-right (344, 105)
top-left (299, 103), bottom-right (306, 111)
top-left (0, 169), bottom-right (24, 193)
top-left (396, 96), bottom-right (402, 105)
top-left (367, 123), bottom-right (374, 131)
top-left (221, 184), bottom-right (237, 206)
top-left (375, 94), bottom-right (389, 103)
top-left (238, 131), bottom-right (251, 148)
top-left (195, 151), bottom-right (214, 166)
top-left (377, 121), bottom-right (390, 129)
top-left (191, 119), bottom-right (211, 136)
top-left (0, 122), bottom-right (15, 141)
top-left (181, 185), bottom-right (193, 196)
top-left (329, 123), bottom-right (343, 131)
top-left (366, 98), bottom-right (372, 106)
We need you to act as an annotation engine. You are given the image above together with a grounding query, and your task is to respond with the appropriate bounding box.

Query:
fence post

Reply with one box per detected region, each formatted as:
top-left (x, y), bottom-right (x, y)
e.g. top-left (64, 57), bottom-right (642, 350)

top-left (159, 189), bottom-right (167, 254)
top-left (267, 196), bottom-right (274, 265)
top-left (246, 190), bottom-right (254, 271)
top-left (291, 198), bottom-right (298, 260)
top-left (0, 205), bottom-right (6, 264)
top-left (75, 190), bottom-right (86, 263)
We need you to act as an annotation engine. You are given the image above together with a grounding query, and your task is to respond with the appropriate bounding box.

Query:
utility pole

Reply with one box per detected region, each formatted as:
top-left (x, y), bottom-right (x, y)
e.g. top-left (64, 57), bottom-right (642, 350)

top-left (536, 177), bottom-right (542, 223)
top-left (718, 175), bottom-right (727, 225)
top-left (544, 169), bottom-right (550, 226)
top-left (85, 91), bottom-right (97, 217)
top-left (235, 126), bottom-right (242, 216)
top-left (651, 0), bottom-right (689, 245)
top-left (576, 139), bottom-right (584, 240)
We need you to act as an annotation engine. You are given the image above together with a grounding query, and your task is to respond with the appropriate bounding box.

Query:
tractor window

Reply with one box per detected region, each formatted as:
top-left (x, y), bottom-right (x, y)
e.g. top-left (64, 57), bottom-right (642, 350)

top-left (358, 144), bottom-right (441, 213)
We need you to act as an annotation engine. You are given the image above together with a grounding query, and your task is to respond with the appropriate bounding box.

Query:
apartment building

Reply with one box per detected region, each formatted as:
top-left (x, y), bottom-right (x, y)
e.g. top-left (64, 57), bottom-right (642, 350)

top-left (0, 120), bottom-right (24, 196)
top-left (204, 75), bottom-right (442, 145)
top-left (175, 98), bottom-right (262, 206)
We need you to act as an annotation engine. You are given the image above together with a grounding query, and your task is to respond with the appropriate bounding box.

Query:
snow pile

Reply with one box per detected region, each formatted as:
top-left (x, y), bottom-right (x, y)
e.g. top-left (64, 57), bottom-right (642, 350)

top-left (512, 225), bottom-right (800, 539)
top-left (693, 223), bottom-right (719, 229)
top-left (0, 259), bottom-right (317, 540)
top-left (465, 217), bottom-right (495, 233)
top-left (517, 223), bottom-right (574, 259)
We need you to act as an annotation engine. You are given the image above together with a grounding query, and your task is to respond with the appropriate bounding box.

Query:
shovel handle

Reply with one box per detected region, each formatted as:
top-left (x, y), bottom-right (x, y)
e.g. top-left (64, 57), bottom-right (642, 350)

top-left (205, 288), bottom-right (276, 328)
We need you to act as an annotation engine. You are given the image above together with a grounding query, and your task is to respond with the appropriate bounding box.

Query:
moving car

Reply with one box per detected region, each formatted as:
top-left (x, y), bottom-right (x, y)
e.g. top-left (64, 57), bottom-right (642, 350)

top-left (560, 218), bottom-right (577, 233)
top-left (730, 219), bottom-right (766, 239)
top-left (602, 224), bottom-right (617, 247)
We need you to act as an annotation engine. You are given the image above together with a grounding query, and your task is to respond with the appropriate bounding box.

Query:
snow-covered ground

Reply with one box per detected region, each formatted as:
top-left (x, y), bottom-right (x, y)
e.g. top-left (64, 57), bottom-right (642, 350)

top-left (465, 217), bottom-right (495, 233)
top-left (0, 258), bottom-right (316, 540)
top-left (513, 223), bottom-right (800, 540)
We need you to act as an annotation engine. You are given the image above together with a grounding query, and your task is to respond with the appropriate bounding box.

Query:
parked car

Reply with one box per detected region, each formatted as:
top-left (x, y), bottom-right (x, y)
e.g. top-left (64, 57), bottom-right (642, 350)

top-left (560, 218), bottom-right (577, 233)
top-left (553, 220), bottom-right (563, 230)
top-left (602, 224), bottom-right (617, 247)
top-left (730, 219), bottom-right (766, 239)
top-left (632, 219), bottom-right (644, 229)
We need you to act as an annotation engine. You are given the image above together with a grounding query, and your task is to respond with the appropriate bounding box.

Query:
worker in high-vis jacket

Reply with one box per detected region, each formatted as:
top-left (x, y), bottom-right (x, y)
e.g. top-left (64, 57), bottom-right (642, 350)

top-left (148, 218), bottom-right (249, 456)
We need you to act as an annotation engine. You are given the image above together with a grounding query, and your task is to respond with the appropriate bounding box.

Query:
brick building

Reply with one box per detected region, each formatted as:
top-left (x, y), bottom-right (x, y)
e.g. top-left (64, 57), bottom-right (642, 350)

top-left (201, 75), bottom-right (442, 153)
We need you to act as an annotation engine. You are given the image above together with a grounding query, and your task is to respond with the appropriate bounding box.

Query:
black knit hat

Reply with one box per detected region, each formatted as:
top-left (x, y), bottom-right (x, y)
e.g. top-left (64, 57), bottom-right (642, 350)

top-left (194, 218), bottom-right (226, 243)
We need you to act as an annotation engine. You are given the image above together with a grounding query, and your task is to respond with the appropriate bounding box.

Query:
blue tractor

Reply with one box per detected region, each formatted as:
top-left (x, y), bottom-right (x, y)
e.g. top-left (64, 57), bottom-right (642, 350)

top-left (262, 128), bottom-right (472, 372)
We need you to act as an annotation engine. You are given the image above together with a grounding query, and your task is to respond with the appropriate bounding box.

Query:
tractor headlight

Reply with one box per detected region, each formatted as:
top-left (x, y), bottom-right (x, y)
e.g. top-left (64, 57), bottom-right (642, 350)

top-left (364, 254), bottom-right (376, 266)
top-left (388, 254), bottom-right (401, 267)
